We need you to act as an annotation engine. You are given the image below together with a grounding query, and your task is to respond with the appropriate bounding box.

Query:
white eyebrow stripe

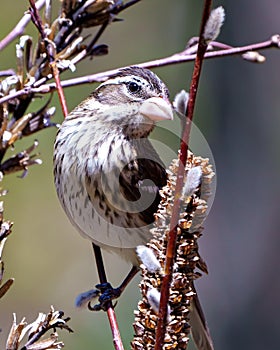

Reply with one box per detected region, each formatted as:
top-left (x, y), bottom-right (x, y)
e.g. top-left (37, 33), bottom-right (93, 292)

top-left (97, 75), bottom-right (149, 89)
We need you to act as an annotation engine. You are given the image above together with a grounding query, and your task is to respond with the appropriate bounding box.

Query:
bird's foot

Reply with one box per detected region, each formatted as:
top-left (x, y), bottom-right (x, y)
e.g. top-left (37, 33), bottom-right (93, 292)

top-left (88, 283), bottom-right (122, 311)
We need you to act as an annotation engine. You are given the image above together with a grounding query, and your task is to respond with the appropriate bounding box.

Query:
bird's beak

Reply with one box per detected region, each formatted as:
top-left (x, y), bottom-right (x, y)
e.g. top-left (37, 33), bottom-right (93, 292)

top-left (139, 97), bottom-right (173, 121)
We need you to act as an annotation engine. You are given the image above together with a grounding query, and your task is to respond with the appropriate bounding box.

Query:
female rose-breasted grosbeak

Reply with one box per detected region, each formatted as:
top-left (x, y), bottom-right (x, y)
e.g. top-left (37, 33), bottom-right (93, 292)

top-left (54, 67), bottom-right (213, 350)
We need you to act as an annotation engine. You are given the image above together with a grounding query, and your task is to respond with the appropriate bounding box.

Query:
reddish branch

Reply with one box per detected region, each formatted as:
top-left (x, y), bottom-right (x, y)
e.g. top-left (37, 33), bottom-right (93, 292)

top-left (28, 0), bottom-right (68, 117)
top-left (91, 244), bottom-right (124, 350)
top-left (107, 308), bottom-right (124, 350)
top-left (50, 62), bottom-right (69, 117)
top-left (154, 1), bottom-right (213, 349)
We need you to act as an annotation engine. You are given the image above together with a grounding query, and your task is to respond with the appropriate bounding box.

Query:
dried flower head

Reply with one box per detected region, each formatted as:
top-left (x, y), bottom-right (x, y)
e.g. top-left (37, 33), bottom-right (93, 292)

top-left (6, 306), bottom-right (73, 350)
top-left (132, 151), bottom-right (215, 350)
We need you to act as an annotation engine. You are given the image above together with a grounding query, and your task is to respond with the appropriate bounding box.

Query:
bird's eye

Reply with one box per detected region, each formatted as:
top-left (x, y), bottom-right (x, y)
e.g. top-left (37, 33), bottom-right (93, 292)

top-left (127, 81), bottom-right (141, 93)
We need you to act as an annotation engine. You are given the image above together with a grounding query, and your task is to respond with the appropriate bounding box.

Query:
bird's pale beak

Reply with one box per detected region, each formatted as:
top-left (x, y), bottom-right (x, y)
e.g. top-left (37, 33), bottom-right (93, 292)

top-left (139, 97), bottom-right (173, 121)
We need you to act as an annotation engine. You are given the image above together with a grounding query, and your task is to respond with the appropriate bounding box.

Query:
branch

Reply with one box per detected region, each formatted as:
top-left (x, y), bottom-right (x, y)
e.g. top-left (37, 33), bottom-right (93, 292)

top-left (0, 0), bottom-right (46, 51)
top-left (91, 244), bottom-right (124, 350)
top-left (155, 1), bottom-right (213, 348)
top-left (0, 34), bottom-right (278, 107)
top-left (34, 34), bottom-right (280, 87)
top-left (28, 0), bottom-right (69, 117)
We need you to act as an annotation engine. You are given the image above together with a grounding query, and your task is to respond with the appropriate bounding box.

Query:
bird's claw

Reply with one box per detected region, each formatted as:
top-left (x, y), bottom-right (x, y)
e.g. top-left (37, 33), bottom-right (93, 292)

top-left (87, 282), bottom-right (121, 311)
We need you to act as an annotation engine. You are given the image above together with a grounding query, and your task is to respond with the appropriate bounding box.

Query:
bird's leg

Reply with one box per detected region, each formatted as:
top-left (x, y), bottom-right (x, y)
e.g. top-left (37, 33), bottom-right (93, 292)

top-left (95, 265), bottom-right (139, 307)
top-left (90, 243), bottom-right (139, 311)
top-left (92, 242), bottom-right (108, 285)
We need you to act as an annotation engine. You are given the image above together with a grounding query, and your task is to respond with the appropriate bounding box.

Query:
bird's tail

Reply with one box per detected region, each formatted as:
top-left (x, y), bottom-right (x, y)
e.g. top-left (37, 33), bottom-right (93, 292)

top-left (189, 292), bottom-right (214, 350)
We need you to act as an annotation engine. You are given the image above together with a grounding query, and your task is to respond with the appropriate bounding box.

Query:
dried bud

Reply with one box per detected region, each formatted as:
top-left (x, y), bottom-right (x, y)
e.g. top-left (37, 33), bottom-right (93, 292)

top-left (6, 314), bottom-right (26, 350)
top-left (242, 51), bottom-right (266, 63)
top-left (89, 44), bottom-right (109, 57)
top-left (203, 6), bottom-right (225, 43)
top-left (56, 60), bottom-right (76, 72)
top-left (0, 140), bottom-right (42, 177)
top-left (271, 34), bottom-right (280, 48)
top-left (0, 275), bottom-right (14, 301)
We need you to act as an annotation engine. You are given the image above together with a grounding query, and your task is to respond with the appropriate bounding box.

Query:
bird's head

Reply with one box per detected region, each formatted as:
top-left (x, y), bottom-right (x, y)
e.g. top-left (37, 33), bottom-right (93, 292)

top-left (90, 66), bottom-right (174, 137)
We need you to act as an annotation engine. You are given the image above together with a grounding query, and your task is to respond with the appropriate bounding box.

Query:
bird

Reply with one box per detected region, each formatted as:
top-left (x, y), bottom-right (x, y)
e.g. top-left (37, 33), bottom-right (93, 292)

top-left (53, 66), bottom-right (213, 350)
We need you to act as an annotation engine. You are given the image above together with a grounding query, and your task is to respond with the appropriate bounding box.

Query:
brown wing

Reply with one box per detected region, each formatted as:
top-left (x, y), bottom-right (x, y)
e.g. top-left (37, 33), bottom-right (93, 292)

top-left (84, 137), bottom-right (166, 229)
top-left (119, 156), bottom-right (167, 225)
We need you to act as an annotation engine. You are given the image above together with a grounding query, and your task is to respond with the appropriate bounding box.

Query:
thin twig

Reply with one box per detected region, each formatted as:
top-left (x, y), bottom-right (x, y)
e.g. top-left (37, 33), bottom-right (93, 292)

top-left (50, 62), bottom-right (69, 117)
top-left (71, 21), bottom-right (110, 66)
top-left (154, 1), bottom-right (213, 349)
top-left (0, 35), bottom-right (278, 107)
top-left (28, 0), bottom-right (45, 36)
top-left (28, 0), bottom-right (68, 117)
top-left (92, 244), bottom-right (124, 350)
top-left (111, 0), bottom-right (142, 13)
top-left (69, 0), bottom-right (142, 65)
top-left (0, 0), bottom-right (46, 51)
top-left (25, 0), bottom-right (143, 116)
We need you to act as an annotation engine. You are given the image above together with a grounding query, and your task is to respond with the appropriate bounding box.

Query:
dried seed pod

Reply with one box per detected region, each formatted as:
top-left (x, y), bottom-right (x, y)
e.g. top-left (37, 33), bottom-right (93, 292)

top-left (132, 150), bottom-right (215, 350)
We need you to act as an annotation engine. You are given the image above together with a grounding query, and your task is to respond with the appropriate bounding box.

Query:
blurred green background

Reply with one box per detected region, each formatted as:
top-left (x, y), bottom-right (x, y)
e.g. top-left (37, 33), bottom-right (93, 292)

top-left (1, 1), bottom-right (280, 349)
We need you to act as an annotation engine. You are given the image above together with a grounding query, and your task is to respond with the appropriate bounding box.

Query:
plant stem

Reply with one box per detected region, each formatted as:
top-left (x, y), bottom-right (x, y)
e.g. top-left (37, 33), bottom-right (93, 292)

top-left (28, 0), bottom-right (68, 117)
top-left (154, 1), bottom-right (212, 349)
top-left (92, 244), bottom-right (124, 350)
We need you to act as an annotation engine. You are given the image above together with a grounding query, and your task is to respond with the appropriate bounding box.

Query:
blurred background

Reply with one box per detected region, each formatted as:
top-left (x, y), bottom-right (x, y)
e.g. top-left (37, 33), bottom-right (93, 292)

top-left (0, 1), bottom-right (280, 349)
